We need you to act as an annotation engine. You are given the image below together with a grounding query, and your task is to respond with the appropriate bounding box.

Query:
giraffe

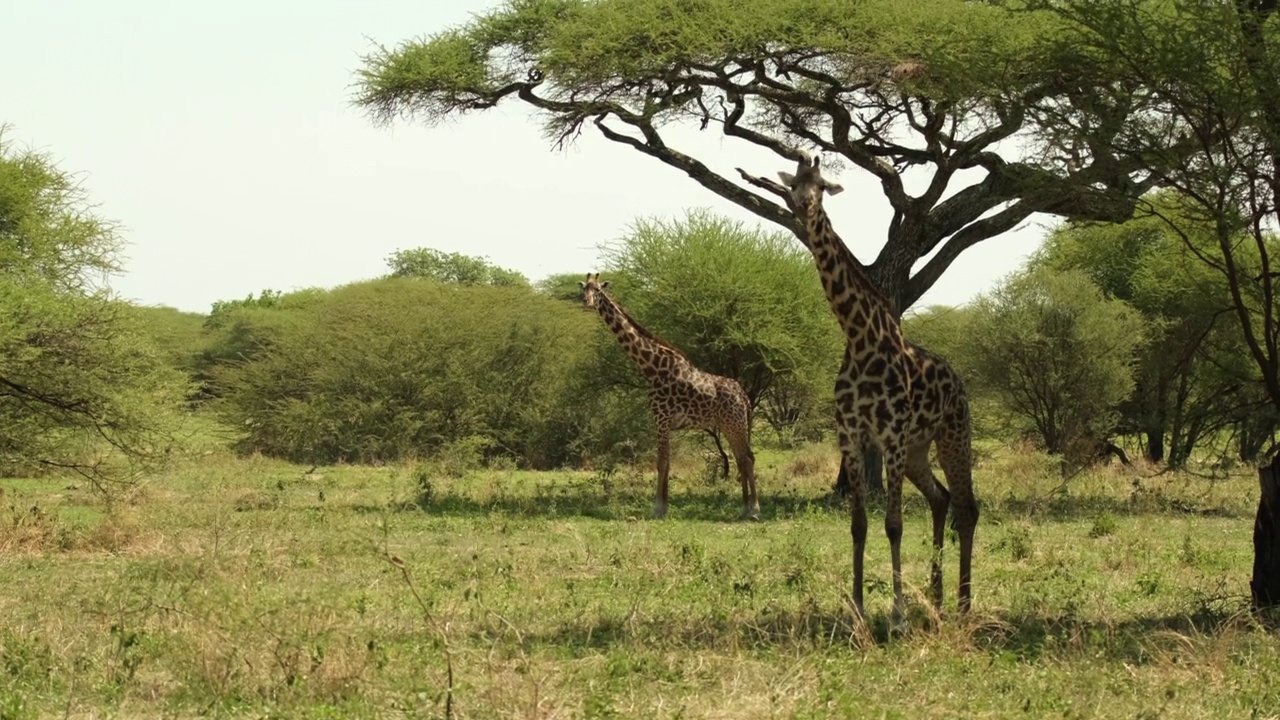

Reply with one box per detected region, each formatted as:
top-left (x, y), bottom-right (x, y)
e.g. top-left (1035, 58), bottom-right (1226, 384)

top-left (736, 155), bottom-right (979, 620)
top-left (578, 273), bottom-right (760, 520)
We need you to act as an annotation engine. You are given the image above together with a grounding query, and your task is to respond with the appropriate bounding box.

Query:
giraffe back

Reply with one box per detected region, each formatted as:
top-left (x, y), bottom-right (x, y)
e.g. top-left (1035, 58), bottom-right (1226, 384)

top-left (650, 364), bottom-right (751, 434)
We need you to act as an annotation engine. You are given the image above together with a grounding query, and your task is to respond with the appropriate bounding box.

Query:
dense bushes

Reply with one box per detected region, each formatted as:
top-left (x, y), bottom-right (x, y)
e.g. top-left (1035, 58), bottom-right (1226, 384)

top-left (195, 214), bottom-right (846, 468)
top-left (207, 278), bottom-right (611, 467)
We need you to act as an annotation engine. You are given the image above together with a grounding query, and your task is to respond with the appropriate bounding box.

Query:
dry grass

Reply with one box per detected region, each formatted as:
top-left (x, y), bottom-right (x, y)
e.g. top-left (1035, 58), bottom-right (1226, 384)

top-left (0, 441), bottom-right (1275, 718)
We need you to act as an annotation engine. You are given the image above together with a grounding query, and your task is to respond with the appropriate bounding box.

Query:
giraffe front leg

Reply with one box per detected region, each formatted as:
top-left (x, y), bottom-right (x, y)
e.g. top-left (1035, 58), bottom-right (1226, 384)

top-left (653, 431), bottom-right (671, 519)
top-left (843, 444), bottom-right (868, 622)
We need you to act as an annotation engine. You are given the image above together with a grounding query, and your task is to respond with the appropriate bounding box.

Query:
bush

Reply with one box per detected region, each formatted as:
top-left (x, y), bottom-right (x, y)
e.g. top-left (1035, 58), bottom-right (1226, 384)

top-left (599, 209), bottom-right (842, 436)
top-left (964, 267), bottom-right (1147, 463)
top-left (209, 277), bottom-right (641, 468)
top-left (0, 137), bottom-right (189, 494)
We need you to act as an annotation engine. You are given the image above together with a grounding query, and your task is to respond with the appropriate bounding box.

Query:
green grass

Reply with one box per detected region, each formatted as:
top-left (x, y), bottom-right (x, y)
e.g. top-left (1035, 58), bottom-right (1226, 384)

top-left (1, 441), bottom-right (1278, 719)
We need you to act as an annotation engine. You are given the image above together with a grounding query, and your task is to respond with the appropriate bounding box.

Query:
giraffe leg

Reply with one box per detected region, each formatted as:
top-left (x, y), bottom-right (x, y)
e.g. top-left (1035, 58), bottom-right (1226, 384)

top-left (884, 448), bottom-right (907, 626)
top-left (938, 433), bottom-right (978, 612)
top-left (843, 439), bottom-right (868, 621)
top-left (724, 424), bottom-right (758, 521)
top-left (654, 430), bottom-right (671, 519)
top-left (905, 442), bottom-right (951, 610)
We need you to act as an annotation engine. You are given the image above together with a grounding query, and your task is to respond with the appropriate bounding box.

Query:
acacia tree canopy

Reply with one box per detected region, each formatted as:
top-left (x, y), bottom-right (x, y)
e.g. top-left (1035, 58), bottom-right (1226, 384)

top-left (1039, 0), bottom-right (1280, 414)
top-left (355, 0), bottom-right (1181, 311)
top-left (0, 133), bottom-right (189, 493)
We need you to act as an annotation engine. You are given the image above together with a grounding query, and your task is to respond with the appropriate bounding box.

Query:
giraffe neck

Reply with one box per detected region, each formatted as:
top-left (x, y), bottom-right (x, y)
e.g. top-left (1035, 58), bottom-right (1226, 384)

top-left (594, 293), bottom-right (679, 378)
top-left (796, 198), bottom-right (897, 340)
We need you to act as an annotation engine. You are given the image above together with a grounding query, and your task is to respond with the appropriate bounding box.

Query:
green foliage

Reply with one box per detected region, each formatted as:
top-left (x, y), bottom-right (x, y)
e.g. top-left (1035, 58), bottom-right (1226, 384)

top-left (196, 289), bottom-right (326, 400)
top-left (1034, 194), bottom-right (1266, 466)
top-left (131, 305), bottom-right (208, 375)
top-left (0, 137), bottom-right (119, 290)
top-left (599, 210), bottom-right (842, 440)
top-left (210, 277), bottom-right (622, 468)
top-left (356, 0), bottom-right (1063, 126)
top-left (386, 247), bottom-right (528, 287)
top-left (964, 267), bottom-right (1147, 460)
top-left (0, 136), bottom-right (189, 493)
top-left (537, 271), bottom-right (591, 302)
top-left (207, 289), bottom-right (286, 330)
top-left (1041, 1), bottom-right (1280, 463)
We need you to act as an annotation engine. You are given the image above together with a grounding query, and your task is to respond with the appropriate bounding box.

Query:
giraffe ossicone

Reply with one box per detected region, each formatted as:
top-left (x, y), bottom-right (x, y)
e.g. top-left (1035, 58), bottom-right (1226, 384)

top-left (579, 273), bottom-right (759, 521)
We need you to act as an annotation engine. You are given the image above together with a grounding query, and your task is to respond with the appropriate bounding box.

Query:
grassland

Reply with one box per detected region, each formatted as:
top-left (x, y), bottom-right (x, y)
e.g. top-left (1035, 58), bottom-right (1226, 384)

top-left (1, 437), bottom-right (1278, 719)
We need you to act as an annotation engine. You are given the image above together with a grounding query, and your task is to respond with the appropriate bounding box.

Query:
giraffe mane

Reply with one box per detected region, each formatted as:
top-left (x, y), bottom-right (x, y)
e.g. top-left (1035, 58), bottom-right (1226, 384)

top-left (603, 291), bottom-right (690, 361)
top-left (813, 211), bottom-right (897, 311)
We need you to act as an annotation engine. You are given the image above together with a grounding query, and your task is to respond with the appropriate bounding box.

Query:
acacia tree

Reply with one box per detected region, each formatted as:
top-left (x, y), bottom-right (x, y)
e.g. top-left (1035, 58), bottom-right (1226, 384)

top-left (1037, 0), bottom-right (1280, 610)
top-left (965, 267), bottom-right (1147, 462)
top-left (355, 0), bottom-right (1190, 493)
top-left (0, 133), bottom-right (188, 495)
top-left (355, 0), bottom-right (1175, 312)
top-left (1033, 199), bottom-right (1263, 468)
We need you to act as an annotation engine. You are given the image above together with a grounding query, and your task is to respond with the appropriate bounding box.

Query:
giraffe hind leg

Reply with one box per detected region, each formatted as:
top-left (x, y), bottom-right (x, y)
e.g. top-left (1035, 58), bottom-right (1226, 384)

top-left (723, 423), bottom-right (758, 521)
top-left (883, 447), bottom-right (908, 626)
top-left (937, 430), bottom-right (977, 612)
top-left (905, 441), bottom-right (951, 610)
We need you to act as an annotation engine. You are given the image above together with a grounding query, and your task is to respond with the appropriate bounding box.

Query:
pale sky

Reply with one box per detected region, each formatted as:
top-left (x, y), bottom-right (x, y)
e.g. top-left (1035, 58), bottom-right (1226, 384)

top-left (6, 0), bottom-right (1050, 315)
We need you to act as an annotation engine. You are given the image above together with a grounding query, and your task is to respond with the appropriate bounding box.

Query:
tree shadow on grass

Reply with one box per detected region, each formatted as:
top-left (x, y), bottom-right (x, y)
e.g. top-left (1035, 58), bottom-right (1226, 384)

top-left (347, 474), bottom-right (1250, 523)
top-left (350, 482), bottom-right (830, 524)
top-left (515, 598), bottom-right (1255, 665)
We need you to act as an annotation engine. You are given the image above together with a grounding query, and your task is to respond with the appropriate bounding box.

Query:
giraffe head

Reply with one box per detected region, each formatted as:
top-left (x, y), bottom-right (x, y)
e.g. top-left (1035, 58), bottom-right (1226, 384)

top-left (777, 153), bottom-right (844, 211)
top-left (578, 272), bottom-right (611, 309)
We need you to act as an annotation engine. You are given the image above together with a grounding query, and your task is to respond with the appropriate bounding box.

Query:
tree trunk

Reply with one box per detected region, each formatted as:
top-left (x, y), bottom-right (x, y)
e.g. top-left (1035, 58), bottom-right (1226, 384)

top-left (1145, 429), bottom-right (1165, 463)
top-left (863, 447), bottom-right (885, 497)
top-left (1252, 455), bottom-right (1280, 612)
top-left (706, 430), bottom-right (729, 481)
top-left (831, 447), bottom-right (886, 498)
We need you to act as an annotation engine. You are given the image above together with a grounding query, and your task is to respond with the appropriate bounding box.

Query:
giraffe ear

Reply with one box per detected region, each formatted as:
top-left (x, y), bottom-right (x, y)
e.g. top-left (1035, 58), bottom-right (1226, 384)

top-left (577, 281), bottom-right (586, 289)
top-left (777, 171), bottom-right (796, 186)
top-left (825, 182), bottom-right (844, 196)
top-left (600, 280), bottom-right (611, 290)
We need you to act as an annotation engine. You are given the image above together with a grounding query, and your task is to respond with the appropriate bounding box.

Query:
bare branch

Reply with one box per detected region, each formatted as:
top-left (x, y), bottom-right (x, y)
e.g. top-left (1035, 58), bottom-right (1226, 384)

top-left (907, 203), bottom-right (1037, 306)
top-left (591, 116), bottom-right (803, 238)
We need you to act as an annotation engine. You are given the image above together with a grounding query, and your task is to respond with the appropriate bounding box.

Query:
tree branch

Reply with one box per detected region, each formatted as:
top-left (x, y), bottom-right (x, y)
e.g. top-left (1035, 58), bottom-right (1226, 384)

top-left (907, 203), bottom-right (1037, 306)
top-left (592, 116), bottom-right (803, 238)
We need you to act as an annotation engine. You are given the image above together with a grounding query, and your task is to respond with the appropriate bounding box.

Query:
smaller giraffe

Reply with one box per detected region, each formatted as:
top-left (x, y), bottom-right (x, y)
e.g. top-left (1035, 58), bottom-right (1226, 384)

top-left (579, 273), bottom-right (759, 520)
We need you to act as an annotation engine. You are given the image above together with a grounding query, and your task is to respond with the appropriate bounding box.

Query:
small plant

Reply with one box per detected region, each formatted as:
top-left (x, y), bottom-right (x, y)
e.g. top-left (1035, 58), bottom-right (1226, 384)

top-left (1088, 513), bottom-right (1118, 538)
top-left (433, 435), bottom-right (495, 478)
top-left (413, 466), bottom-right (435, 509)
top-left (0, 693), bottom-right (29, 720)
top-left (1179, 533), bottom-right (1201, 566)
top-left (1136, 571), bottom-right (1162, 597)
top-left (1008, 525), bottom-right (1033, 561)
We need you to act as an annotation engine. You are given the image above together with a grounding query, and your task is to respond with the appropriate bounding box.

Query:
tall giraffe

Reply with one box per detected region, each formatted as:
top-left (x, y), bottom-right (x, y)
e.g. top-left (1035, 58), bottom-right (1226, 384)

top-left (737, 156), bottom-right (979, 619)
top-left (578, 273), bottom-right (760, 520)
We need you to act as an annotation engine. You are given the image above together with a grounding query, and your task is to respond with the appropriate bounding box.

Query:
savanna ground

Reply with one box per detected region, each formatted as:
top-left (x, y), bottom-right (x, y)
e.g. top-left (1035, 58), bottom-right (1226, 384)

top-left (2, 428), bottom-right (1278, 719)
